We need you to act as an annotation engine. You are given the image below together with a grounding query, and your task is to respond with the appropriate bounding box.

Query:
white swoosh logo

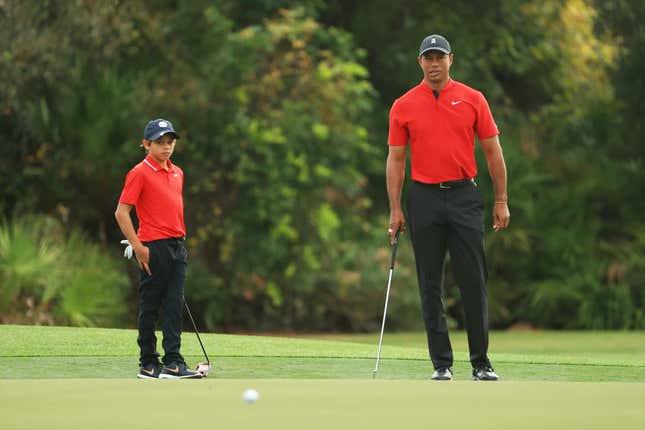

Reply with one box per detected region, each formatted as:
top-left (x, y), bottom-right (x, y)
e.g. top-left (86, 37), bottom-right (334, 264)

top-left (451, 100), bottom-right (462, 105)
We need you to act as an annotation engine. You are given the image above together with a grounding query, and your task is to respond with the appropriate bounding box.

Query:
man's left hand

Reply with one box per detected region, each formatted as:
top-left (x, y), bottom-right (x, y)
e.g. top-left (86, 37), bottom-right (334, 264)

top-left (493, 202), bottom-right (510, 231)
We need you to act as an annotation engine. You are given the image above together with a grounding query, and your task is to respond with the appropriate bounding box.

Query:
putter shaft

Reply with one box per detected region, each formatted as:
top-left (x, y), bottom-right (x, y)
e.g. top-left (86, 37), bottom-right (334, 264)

top-left (373, 268), bottom-right (394, 377)
top-left (373, 230), bottom-right (400, 378)
top-left (184, 299), bottom-right (210, 364)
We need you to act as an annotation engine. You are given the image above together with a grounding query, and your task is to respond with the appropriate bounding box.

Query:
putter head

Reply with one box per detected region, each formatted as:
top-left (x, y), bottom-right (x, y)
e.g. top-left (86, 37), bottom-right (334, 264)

top-left (372, 369), bottom-right (377, 379)
top-left (196, 362), bottom-right (212, 377)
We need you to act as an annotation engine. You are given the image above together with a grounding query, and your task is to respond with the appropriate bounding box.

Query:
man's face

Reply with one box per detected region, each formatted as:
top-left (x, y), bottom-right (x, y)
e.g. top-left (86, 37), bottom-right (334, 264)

top-left (418, 51), bottom-right (453, 84)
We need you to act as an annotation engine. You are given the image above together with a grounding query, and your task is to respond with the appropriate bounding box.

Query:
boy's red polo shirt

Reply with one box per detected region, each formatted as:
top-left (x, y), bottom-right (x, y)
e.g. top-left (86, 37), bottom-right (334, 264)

top-left (388, 79), bottom-right (499, 184)
top-left (119, 155), bottom-right (186, 242)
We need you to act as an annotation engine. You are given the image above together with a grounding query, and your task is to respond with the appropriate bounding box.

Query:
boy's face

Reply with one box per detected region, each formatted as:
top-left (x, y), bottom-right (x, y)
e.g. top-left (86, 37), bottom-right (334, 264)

top-left (142, 134), bottom-right (177, 164)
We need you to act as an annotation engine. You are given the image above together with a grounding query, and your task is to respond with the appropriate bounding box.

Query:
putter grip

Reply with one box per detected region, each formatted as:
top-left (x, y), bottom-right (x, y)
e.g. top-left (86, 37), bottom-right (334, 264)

top-left (390, 230), bottom-right (401, 269)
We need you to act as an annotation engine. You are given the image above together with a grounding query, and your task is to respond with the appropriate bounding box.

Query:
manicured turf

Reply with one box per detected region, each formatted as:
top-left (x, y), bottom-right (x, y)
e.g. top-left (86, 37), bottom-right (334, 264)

top-left (4, 379), bottom-right (645, 430)
top-left (2, 325), bottom-right (643, 379)
top-left (1, 325), bottom-right (644, 429)
top-left (305, 330), bottom-right (645, 365)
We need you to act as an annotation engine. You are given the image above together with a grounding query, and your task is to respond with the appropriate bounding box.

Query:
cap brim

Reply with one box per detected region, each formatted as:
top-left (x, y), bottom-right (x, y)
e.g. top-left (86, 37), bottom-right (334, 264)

top-left (147, 130), bottom-right (180, 141)
top-left (419, 47), bottom-right (450, 56)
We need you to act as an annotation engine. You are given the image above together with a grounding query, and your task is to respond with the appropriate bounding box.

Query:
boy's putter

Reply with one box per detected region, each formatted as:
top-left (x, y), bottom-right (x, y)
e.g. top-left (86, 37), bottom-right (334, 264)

top-left (184, 299), bottom-right (213, 377)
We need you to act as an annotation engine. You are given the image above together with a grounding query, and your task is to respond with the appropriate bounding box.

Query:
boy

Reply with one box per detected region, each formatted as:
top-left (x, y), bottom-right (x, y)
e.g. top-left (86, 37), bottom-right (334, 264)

top-left (115, 118), bottom-right (202, 379)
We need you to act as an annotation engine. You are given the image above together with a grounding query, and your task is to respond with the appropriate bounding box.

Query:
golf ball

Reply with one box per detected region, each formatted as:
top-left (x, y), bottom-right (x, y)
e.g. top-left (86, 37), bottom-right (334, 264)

top-left (243, 389), bottom-right (259, 404)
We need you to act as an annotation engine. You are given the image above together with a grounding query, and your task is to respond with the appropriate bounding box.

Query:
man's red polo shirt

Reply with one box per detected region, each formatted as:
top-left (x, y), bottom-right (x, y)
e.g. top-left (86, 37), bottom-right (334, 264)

top-left (388, 79), bottom-right (499, 184)
top-left (118, 155), bottom-right (186, 242)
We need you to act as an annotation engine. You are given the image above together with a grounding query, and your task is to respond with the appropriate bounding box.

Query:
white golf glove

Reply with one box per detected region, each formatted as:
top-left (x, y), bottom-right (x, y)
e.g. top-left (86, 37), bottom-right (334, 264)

top-left (120, 240), bottom-right (133, 259)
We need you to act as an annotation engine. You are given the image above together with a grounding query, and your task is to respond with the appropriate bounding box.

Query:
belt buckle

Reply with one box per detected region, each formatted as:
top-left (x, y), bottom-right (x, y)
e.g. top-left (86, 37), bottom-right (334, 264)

top-left (439, 182), bottom-right (451, 189)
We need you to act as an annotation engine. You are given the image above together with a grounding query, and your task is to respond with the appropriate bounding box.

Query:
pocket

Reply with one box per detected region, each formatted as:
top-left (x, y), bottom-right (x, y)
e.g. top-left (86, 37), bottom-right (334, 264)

top-left (148, 244), bottom-right (158, 271)
top-left (139, 243), bottom-right (157, 284)
top-left (175, 243), bottom-right (188, 263)
top-left (471, 184), bottom-right (484, 208)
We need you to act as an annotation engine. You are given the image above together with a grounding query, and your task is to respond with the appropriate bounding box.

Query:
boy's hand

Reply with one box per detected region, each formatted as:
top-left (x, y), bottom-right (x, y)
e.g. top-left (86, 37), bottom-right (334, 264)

top-left (134, 244), bottom-right (152, 276)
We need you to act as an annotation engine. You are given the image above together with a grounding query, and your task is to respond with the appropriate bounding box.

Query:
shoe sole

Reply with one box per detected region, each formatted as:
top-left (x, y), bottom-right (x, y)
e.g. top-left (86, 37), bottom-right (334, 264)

top-left (472, 376), bottom-right (499, 381)
top-left (431, 377), bottom-right (452, 380)
top-left (137, 374), bottom-right (159, 379)
top-left (159, 373), bottom-right (202, 379)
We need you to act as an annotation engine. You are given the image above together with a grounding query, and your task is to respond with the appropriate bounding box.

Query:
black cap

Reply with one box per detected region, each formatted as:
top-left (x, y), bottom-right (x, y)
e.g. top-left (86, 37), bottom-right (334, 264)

top-left (419, 34), bottom-right (451, 56)
top-left (143, 118), bottom-right (180, 141)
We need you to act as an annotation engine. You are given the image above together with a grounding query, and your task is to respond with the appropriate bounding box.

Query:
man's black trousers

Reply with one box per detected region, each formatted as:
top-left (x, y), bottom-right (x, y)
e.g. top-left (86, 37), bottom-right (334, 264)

top-left (137, 237), bottom-right (187, 366)
top-left (407, 180), bottom-right (491, 370)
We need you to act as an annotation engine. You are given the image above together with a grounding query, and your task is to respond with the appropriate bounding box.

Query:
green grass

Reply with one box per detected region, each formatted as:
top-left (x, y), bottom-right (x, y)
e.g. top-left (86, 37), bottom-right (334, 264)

top-left (305, 330), bottom-right (645, 365)
top-left (5, 379), bottom-right (645, 430)
top-left (1, 325), bottom-right (645, 429)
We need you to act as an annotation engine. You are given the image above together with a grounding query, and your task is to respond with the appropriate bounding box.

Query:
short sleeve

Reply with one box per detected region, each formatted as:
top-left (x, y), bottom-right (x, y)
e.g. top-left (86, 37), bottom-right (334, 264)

top-left (118, 168), bottom-right (144, 205)
top-left (387, 99), bottom-right (409, 146)
top-left (475, 92), bottom-right (499, 140)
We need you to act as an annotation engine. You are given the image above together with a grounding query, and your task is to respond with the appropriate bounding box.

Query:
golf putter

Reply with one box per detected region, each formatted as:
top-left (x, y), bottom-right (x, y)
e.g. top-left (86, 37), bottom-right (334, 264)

top-left (183, 298), bottom-right (212, 377)
top-left (372, 229), bottom-right (401, 379)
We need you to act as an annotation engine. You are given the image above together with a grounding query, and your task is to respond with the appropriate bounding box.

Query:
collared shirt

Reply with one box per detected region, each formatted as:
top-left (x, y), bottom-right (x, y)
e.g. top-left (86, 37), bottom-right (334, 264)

top-left (388, 79), bottom-right (499, 184)
top-left (118, 155), bottom-right (185, 242)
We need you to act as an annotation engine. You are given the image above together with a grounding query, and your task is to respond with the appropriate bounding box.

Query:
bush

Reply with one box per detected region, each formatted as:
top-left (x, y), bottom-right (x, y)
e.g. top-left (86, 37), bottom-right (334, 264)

top-left (0, 215), bottom-right (130, 326)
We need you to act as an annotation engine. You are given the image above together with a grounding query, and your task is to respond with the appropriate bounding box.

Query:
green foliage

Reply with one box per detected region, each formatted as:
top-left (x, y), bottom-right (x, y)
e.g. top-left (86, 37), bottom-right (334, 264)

top-left (1, 0), bottom-right (644, 331)
top-left (172, 8), bottom-right (377, 330)
top-left (0, 215), bottom-right (129, 326)
top-left (0, 216), bottom-right (60, 314)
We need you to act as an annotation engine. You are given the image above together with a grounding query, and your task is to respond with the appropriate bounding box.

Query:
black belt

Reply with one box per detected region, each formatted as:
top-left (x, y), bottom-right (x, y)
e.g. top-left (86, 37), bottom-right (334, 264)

top-left (417, 179), bottom-right (475, 189)
top-left (151, 237), bottom-right (185, 243)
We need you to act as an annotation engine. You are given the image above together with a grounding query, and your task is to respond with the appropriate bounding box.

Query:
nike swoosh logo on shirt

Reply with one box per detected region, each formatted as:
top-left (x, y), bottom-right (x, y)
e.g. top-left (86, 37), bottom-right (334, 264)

top-left (451, 100), bottom-right (462, 105)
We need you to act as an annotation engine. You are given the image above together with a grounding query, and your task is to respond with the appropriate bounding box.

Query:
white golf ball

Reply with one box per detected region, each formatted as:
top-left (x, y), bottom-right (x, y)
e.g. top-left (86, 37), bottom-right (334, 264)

top-left (243, 389), bottom-right (259, 404)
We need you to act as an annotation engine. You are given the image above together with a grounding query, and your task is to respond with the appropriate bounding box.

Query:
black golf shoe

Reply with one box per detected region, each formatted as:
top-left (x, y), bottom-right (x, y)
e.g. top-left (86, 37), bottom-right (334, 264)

top-left (431, 367), bottom-right (453, 380)
top-left (137, 362), bottom-right (162, 379)
top-left (472, 365), bottom-right (499, 381)
top-left (159, 361), bottom-right (203, 379)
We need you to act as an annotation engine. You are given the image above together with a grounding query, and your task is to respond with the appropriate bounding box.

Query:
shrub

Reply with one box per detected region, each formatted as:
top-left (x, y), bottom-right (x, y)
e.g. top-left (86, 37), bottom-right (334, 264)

top-left (0, 215), bottom-right (129, 326)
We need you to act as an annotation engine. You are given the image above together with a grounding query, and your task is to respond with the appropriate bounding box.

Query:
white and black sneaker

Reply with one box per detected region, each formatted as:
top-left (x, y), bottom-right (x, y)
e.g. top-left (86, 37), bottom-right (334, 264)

top-left (431, 367), bottom-right (453, 380)
top-left (159, 361), bottom-right (203, 379)
top-left (472, 365), bottom-right (499, 381)
top-left (137, 363), bottom-right (162, 379)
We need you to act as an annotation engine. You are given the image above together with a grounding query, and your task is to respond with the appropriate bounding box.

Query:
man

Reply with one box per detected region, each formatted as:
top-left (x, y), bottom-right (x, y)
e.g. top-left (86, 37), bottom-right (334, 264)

top-left (115, 118), bottom-right (202, 379)
top-left (386, 34), bottom-right (509, 381)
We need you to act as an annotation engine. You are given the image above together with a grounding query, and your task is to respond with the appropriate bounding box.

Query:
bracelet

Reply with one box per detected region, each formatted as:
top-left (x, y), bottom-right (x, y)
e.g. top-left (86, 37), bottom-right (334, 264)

top-left (495, 200), bottom-right (508, 204)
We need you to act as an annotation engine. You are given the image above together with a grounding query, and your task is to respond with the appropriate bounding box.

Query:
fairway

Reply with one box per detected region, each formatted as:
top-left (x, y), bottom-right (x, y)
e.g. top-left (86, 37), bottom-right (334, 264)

top-left (1, 325), bottom-right (645, 429)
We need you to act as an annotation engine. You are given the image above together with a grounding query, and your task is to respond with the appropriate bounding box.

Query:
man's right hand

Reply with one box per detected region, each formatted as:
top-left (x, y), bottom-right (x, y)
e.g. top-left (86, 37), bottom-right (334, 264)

top-left (388, 208), bottom-right (406, 245)
top-left (134, 244), bottom-right (152, 276)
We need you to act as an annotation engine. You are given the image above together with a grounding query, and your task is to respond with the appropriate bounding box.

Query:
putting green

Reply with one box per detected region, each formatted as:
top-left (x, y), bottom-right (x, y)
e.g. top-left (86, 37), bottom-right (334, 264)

top-left (2, 325), bottom-right (645, 429)
top-left (3, 379), bottom-right (644, 430)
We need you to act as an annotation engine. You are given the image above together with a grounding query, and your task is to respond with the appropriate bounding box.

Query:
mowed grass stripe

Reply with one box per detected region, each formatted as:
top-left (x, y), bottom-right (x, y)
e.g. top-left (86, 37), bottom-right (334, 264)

top-left (3, 353), bottom-right (644, 369)
top-left (1, 324), bottom-right (422, 359)
top-left (3, 356), bottom-right (645, 381)
top-left (2, 325), bottom-right (644, 368)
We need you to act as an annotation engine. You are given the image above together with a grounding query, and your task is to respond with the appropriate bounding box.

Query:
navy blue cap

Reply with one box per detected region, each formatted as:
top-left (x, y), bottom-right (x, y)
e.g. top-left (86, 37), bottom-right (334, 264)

top-left (419, 34), bottom-right (451, 56)
top-left (143, 118), bottom-right (180, 141)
